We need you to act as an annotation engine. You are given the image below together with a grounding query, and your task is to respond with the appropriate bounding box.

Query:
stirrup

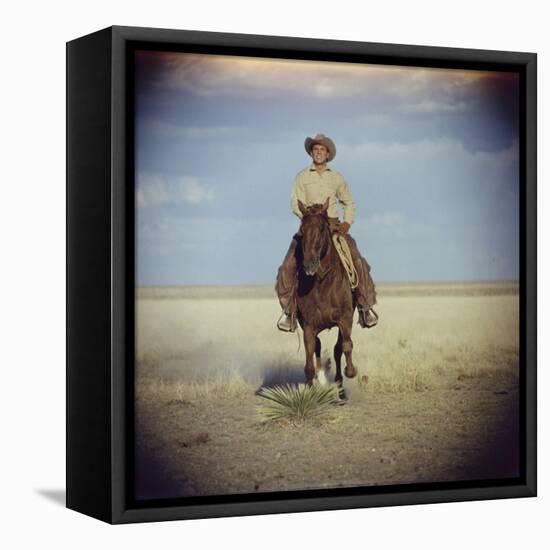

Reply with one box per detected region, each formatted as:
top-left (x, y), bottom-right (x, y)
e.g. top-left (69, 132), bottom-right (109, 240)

top-left (358, 307), bottom-right (378, 328)
top-left (277, 312), bottom-right (297, 333)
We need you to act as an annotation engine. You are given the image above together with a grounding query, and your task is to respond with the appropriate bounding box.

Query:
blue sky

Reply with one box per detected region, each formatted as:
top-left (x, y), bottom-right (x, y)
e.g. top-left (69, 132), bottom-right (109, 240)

top-left (135, 51), bottom-right (519, 285)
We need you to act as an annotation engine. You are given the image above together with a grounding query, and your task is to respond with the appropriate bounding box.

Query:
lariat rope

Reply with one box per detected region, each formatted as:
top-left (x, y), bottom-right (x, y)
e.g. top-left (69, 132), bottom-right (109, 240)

top-left (332, 233), bottom-right (359, 290)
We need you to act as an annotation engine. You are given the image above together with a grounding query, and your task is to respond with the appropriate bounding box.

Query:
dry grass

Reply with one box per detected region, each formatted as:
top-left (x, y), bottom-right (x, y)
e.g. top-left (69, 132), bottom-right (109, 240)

top-left (134, 283), bottom-right (520, 499)
top-left (136, 371), bottom-right (252, 403)
top-left (135, 285), bottom-right (519, 397)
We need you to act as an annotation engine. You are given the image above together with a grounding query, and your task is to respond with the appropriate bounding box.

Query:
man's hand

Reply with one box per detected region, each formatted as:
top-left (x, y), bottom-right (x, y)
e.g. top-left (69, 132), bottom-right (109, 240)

top-left (338, 221), bottom-right (351, 234)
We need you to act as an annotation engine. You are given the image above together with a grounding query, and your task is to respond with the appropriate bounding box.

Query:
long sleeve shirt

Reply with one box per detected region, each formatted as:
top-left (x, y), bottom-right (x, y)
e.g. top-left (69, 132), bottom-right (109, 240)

top-left (290, 164), bottom-right (356, 224)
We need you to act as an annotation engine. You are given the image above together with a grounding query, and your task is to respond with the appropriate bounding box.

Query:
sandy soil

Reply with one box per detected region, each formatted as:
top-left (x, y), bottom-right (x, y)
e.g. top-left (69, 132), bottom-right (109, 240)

top-left (134, 283), bottom-right (520, 500)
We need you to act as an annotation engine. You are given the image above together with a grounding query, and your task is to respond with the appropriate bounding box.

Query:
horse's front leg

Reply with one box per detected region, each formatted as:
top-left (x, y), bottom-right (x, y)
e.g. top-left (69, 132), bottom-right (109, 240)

top-left (314, 336), bottom-right (327, 385)
top-left (340, 318), bottom-right (357, 379)
top-left (303, 326), bottom-right (316, 386)
top-left (334, 330), bottom-right (347, 401)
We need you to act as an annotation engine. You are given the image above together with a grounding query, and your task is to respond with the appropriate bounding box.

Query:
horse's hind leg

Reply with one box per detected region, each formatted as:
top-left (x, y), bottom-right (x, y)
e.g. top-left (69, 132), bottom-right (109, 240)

top-left (334, 331), bottom-right (343, 383)
top-left (334, 330), bottom-right (347, 401)
top-left (341, 321), bottom-right (357, 379)
top-left (315, 336), bottom-right (322, 370)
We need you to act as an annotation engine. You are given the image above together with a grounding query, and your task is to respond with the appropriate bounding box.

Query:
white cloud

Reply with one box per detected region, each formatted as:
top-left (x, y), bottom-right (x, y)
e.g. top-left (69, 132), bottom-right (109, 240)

top-left (143, 119), bottom-right (248, 140)
top-left (136, 174), bottom-right (170, 207)
top-left (179, 177), bottom-right (214, 204)
top-left (137, 173), bottom-right (214, 207)
top-left (399, 99), bottom-right (471, 113)
top-left (339, 136), bottom-right (519, 186)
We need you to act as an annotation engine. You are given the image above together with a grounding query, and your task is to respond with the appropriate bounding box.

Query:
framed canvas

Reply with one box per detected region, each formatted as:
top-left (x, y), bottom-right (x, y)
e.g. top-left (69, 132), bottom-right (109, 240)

top-left (66, 25), bottom-right (537, 524)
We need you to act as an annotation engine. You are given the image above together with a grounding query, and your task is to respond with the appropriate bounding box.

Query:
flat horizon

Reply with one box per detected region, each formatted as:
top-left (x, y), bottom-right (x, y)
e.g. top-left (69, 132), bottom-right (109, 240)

top-left (137, 279), bottom-right (519, 288)
top-left (136, 280), bottom-right (519, 300)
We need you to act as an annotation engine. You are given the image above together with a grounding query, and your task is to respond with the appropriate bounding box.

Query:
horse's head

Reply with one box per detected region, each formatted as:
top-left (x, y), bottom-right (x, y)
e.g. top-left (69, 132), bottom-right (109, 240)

top-left (298, 198), bottom-right (331, 276)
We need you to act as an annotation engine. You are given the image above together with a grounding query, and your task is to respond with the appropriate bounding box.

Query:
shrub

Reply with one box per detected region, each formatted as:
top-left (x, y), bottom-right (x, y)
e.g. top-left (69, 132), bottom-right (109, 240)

top-left (257, 383), bottom-right (340, 424)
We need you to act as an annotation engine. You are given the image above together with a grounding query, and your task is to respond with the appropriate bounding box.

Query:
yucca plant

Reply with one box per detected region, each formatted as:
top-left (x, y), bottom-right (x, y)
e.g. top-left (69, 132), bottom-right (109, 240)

top-left (257, 383), bottom-right (340, 424)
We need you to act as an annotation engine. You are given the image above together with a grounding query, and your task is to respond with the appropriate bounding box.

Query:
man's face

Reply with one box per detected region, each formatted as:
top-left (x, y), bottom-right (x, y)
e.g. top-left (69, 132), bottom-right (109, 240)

top-left (311, 144), bottom-right (330, 165)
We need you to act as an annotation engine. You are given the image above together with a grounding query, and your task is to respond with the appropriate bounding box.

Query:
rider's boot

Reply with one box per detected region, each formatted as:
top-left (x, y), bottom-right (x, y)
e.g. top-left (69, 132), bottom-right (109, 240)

top-left (357, 306), bottom-right (379, 329)
top-left (277, 310), bottom-right (297, 332)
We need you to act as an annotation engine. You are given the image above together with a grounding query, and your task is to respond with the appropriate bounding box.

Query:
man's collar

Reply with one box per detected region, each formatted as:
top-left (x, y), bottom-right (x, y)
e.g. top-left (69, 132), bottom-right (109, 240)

top-left (309, 163), bottom-right (332, 171)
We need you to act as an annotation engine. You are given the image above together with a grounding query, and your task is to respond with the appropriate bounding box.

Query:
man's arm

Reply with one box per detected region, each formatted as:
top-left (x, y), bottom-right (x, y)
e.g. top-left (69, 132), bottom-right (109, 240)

top-left (336, 176), bottom-right (356, 226)
top-left (290, 176), bottom-right (304, 219)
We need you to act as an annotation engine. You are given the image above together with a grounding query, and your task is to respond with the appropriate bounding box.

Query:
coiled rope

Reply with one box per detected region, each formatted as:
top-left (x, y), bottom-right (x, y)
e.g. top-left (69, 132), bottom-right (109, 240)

top-left (332, 233), bottom-right (359, 289)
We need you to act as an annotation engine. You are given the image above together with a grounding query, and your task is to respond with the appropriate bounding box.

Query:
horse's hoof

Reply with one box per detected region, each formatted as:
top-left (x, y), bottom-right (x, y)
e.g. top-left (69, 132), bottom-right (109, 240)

top-left (344, 366), bottom-right (357, 379)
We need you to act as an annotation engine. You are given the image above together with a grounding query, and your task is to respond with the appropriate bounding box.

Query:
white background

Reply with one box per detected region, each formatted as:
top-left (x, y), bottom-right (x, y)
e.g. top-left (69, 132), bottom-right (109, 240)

top-left (1, 0), bottom-right (546, 547)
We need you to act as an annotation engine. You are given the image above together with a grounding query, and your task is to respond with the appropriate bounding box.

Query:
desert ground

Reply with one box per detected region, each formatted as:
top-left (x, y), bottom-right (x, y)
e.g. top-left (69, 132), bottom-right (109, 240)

top-left (135, 282), bottom-right (520, 500)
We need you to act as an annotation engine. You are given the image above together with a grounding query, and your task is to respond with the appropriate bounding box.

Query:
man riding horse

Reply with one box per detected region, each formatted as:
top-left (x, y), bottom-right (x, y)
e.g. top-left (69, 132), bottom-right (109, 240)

top-left (276, 133), bottom-right (378, 332)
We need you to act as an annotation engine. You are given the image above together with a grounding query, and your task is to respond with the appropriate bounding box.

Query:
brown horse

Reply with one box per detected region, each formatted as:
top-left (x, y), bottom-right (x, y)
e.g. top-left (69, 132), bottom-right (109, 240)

top-left (295, 198), bottom-right (358, 400)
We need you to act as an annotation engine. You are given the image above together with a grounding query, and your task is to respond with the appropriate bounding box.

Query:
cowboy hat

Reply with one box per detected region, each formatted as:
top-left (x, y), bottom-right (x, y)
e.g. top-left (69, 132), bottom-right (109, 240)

top-left (304, 133), bottom-right (336, 161)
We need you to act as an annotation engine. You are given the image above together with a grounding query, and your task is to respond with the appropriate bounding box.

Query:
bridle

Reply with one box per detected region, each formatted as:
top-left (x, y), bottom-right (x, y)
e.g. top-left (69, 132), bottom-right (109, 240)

top-left (300, 212), bottom-right (334, 279)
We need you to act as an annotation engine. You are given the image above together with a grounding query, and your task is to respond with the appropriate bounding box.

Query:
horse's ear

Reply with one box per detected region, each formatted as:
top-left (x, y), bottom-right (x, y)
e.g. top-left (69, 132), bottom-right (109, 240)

top-left (298, 200), bottom-right (307, 215)
top-left (322, 197), bottom-right (330, 212)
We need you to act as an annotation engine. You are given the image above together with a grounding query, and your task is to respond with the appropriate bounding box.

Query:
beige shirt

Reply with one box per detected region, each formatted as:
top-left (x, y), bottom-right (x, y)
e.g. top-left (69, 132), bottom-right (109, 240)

top-left (290, 164), bottom-right (356, 224)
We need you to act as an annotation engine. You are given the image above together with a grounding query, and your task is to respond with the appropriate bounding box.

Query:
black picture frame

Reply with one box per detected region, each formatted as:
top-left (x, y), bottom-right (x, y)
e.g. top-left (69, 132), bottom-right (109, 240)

top-left (66, 25), bottom-right (537, 524)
